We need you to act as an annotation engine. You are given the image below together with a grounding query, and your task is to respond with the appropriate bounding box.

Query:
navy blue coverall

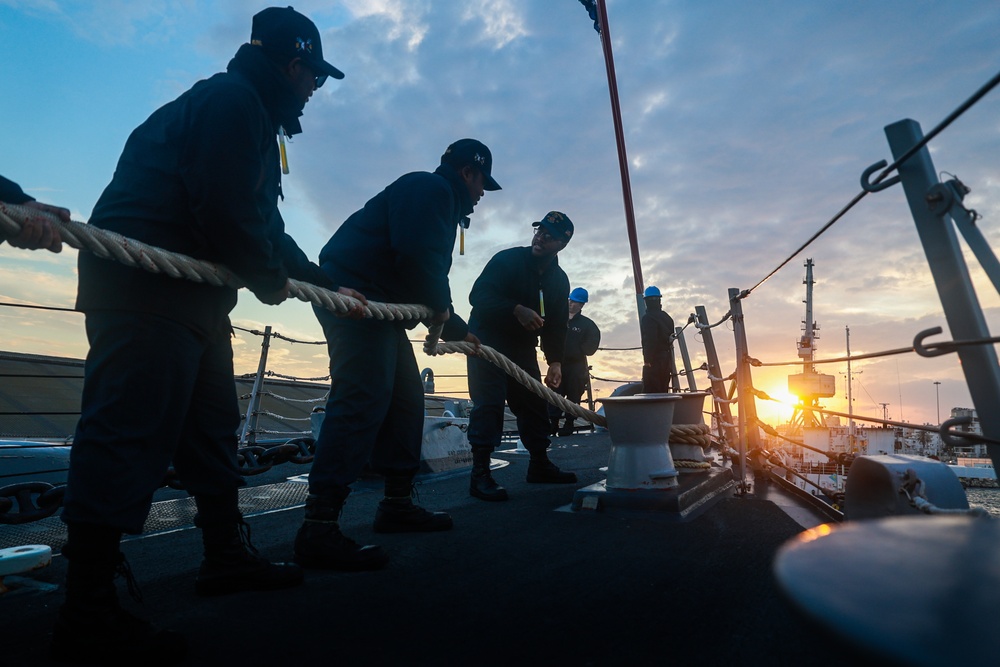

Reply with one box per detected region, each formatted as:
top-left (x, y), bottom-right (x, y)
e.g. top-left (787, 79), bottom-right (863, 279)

top-left (466, 246), bottom-right (570, 454)
top-left (0, 175), bottom-right (34, 246)
top-left (549, 311), bottom-right (601, 425)
top-left (641, 307), bottom-right (675, 394)
top-left (308, 164), bottom-right (471, 494)
top-left (0, 175), bottom-right (34, 205)
top-left (64, 44), bottom-right (333, 534)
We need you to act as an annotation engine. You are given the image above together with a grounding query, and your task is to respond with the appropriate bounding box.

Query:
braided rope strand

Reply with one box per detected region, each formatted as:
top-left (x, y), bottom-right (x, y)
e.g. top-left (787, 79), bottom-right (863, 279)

top-left (0, 203), bottom-right (607, 426)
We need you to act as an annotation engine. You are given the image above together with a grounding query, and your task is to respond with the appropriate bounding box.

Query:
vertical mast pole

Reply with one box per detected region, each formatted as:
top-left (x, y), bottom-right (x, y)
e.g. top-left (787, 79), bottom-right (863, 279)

top-left (595, 0), bottom-right (645, 320)
top-left (797, 258), bottom-right (819, 427)
top-left (802, 259), bottom-right (816, 374)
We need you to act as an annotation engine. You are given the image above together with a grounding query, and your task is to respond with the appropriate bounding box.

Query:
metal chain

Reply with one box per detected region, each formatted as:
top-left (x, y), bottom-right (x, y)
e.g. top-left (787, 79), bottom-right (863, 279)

top-left (0, 438), bottom-right (317, 524)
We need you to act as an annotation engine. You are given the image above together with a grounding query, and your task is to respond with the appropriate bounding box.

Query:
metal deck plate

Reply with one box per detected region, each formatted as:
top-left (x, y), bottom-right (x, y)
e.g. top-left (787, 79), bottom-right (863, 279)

top-left (0, 480), bottom-right (311, 552)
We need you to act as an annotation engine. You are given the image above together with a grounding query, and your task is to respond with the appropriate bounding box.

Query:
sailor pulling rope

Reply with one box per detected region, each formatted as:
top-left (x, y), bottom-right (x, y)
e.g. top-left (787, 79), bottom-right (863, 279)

top-left (0, 201), bottom-right (608, 428)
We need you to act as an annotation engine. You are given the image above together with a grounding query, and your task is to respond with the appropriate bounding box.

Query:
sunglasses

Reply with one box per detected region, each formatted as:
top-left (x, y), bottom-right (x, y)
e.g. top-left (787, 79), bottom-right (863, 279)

top-left (301, 61), bottom-right (327, 89)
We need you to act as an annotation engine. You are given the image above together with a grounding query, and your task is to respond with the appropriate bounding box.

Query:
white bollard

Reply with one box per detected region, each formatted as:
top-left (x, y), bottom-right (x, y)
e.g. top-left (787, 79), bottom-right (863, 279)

top-left (599, 393), bottom-right (681, 490)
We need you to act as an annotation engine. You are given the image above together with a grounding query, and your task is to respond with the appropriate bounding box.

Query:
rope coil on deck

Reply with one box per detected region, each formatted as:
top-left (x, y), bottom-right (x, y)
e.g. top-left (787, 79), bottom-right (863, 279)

top-left (668, 422), bottom-right (713, 469)
top-left (0, 202), bottom-right (609, 427)
top-left (668, 423), bottom-right (712, 447)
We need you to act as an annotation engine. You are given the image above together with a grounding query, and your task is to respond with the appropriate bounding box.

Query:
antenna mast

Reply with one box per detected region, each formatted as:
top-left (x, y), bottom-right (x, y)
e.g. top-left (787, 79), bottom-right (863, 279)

top-left (789, 259), bottom-right (836, 430)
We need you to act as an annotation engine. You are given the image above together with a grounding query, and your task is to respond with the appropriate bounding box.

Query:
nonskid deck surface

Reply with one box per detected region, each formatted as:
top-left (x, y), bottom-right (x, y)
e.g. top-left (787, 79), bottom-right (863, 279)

top-left (2, 432), bottom-right (866, 667)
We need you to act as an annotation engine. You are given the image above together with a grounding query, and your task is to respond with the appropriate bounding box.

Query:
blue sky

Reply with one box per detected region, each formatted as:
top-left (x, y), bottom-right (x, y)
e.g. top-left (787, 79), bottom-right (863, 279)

top-left (2, 0), bottom-right (1000, 427)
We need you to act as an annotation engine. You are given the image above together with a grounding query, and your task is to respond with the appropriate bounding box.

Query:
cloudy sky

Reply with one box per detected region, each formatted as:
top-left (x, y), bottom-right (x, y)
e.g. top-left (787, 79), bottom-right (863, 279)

top-left (2, 0), bottom-right (1000, 429)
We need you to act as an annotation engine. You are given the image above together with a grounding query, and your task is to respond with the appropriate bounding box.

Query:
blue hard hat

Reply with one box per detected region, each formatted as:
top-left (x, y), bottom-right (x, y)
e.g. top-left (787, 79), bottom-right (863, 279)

top-left (569, 287), bottom-right (589, 303)
top-left (643, 285), bottom-right (661, 298)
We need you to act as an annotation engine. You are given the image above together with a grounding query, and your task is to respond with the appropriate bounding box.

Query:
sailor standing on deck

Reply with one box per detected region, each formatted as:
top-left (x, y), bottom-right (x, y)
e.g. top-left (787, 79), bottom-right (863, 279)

top-left (640, 285), bottom-right (675, 393)
top-left (548, 286), bottom-right (601, 436)
top-left (465, 211), bottom-right (579, 502)
top-left (0, 174), bottom-right (68, 252)
top-left (293, 139), bottom-right (496, 571)
top-left (55, 8), bottom-right (362, 664)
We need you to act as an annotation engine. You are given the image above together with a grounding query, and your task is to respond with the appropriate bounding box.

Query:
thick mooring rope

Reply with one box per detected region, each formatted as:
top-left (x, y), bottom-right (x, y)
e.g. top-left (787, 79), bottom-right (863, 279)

top-left (668, 423), bottom-right (712, 448)
top-left (0, 202), bottom-right (608, 427)
top-left (425, 340), bottom-right (606, 426)
top-left (0, 202), bottom-right (432, 322)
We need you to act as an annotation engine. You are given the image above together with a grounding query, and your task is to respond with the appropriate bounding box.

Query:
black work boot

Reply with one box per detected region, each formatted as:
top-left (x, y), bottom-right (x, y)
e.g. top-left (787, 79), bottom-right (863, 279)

top-left (293, 490), bottom-right (389, 570)
top-left (373, 475), bottom-right (453, 533)
top-left (51, 523), bottom-right (187, 665)
top-left (558, 418), bottom-right (576, 437)
top-left (527, 454), bottom-right (578, 484)
top-left (192, 491), bottom-right (303, 596)
top-left (469, 446), bottom-right (508, 501)
top-left (194, 520), bottom-right (303, 596)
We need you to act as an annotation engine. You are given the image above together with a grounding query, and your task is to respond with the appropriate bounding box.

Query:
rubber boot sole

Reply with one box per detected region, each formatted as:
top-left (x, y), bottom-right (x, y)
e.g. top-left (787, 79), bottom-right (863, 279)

top-left (469, 486), bottom-right (509, 502)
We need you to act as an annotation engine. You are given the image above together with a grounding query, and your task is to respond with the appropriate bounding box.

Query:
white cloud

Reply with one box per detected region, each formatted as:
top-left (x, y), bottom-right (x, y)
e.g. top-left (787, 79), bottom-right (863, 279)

top-left (462, 0), bottom-right (527, 50)
top-left (343, 0), bottom-right (430, 50)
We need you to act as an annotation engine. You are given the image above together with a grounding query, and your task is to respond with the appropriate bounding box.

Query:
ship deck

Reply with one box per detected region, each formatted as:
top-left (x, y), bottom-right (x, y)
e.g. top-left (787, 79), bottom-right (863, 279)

top-left (2, 431), bottom-right (879, 667)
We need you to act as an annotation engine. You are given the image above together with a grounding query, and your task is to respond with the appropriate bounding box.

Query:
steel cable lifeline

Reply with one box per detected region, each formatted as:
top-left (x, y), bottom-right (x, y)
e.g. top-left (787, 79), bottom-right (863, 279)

top-left (750, 387), bottom-right (1000, 446)
top-left (748, 331), bottom-right (1000, 367)
top-left (239, 389), bottom-right (329, 404)
top-left (754, 418), bottom-right (858, 471)
top-left (693, 310), bottom-right (731, 330)
top-left (749, 344), bottom-right (914, 367)
top-left (232, 324), bottom-right (326, 345)
top-left (751, 444), bottom-right (846, 506)
top-left (0, 202), bottom-right (608, 428)
top-left (238, 369), bottom-right (331, 382)
top-left (0, 301), bottom-right (77, 313)
top-left (742, 67), bottom-right (1000, 297)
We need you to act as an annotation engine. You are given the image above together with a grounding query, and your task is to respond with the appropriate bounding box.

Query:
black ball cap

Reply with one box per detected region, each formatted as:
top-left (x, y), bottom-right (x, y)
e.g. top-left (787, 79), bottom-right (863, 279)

top-left (251, 6), bottom-right (345, 86)
top-left (441, 138), bottom-right (501, 191)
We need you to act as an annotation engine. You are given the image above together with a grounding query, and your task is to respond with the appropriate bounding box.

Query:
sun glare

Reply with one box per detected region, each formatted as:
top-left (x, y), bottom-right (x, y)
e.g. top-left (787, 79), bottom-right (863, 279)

top-left (755, 384), bottom-right (796, 427)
